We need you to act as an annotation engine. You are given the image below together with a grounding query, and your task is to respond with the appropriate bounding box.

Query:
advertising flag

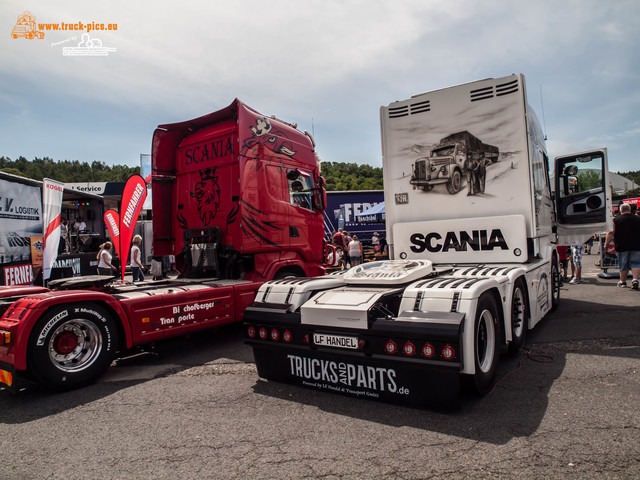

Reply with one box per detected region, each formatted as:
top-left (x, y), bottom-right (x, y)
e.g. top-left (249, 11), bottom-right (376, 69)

top-left (103, 209), bottom-right (121, 259)
top-left (42, 178), bottom-right (64, 282)
top-left (117, 175), bottom-right (147, 281)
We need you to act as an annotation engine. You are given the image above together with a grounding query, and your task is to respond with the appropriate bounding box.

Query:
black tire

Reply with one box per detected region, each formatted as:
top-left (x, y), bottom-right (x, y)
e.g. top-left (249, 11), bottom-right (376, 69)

top-left (273, 268), bottom-right (304, 280)
top-left (27, 303), bottom-right (118, 390)
top-left (551, 256), bottom-right (560, 311)
top-left (508, 278), bottom-right (528, 354)
top-left (447, 170), bottom-right (462, 194)
top-left (461, 292), bottom-right (500, 395)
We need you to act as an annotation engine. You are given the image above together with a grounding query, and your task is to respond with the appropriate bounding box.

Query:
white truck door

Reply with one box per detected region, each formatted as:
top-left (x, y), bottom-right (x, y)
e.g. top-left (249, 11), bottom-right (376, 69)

top-left (554, 148), bottom-right (612, 245)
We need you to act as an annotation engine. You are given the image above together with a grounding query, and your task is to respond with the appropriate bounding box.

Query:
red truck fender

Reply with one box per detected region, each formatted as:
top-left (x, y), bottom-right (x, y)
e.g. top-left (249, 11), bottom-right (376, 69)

top-left (5, 290), bottom-right (133, 371)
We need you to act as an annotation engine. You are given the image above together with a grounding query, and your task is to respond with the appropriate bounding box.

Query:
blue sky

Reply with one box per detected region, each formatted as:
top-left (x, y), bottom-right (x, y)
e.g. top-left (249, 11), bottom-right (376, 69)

top-left (1, 0), bottom-right (639, 173)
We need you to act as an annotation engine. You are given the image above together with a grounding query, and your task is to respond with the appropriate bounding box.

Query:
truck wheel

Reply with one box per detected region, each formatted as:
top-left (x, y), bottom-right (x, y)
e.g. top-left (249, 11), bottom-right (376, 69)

top-left (461, 293), bottom-right (500, 395)
top-left (551, 258), bottom-right (560, 311)
top-left (27, 304), bottom-right (119, 390)
top-left (508, 279), bottom-right (528, 354)
top-left (274, 267), bottom-right (304, 279)
top-left (447, 170), bottom-right (462, 194)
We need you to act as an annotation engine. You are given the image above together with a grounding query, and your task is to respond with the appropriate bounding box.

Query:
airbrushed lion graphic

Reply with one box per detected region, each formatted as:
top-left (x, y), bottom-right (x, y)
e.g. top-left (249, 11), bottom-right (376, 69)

top-left (190, 167), bottom-right (221, 226)
top-left (183, 116), bottom-right (299, 251)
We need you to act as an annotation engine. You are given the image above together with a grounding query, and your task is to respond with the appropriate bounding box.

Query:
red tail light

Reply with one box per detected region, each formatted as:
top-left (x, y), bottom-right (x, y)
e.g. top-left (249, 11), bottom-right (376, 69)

top-left (422, 343), bottom-right (435, 358)
top-left (270, 329), bottom-right (280, 341)
top-left (283, 330), bottom-right (292, 342)
top-left (441, 345), bottom-right (455, 360)
top-left (247, 326), bottom-right (256, 338)
top-left (403, 341), bottom-right (416, 356)
top-left (303, 334), bottom-right (310, 344)
top-left (258, 327), bottom-right (267, 339)
top-left (385, 340), bottom-right (398, 354)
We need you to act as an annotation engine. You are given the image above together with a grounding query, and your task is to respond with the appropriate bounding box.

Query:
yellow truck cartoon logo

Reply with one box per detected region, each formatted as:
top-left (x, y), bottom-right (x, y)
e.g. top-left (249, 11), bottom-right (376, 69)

top-left (11, 11), bottom-right (45, 39)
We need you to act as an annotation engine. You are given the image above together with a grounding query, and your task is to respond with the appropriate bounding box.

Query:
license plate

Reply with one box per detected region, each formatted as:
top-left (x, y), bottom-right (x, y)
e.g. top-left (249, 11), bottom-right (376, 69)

top-left (313, 333), bottom-right (358, 350)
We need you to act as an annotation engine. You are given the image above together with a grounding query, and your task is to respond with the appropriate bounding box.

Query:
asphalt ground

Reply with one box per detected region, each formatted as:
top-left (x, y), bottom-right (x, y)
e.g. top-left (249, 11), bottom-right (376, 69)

top-left (1, 248), bottom-right (638, 479)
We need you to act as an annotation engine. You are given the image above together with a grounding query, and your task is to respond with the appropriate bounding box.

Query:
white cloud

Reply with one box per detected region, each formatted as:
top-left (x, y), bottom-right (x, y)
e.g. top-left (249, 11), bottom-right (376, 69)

top-left (1, 0), bottom-right (639, 172)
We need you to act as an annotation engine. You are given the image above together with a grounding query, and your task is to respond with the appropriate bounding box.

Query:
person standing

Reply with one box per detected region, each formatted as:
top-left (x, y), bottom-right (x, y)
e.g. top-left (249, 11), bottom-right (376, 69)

top-left (97, 242), bottom-right (117, 276)
top-left (74, 217), bottom-right (86, 232)
top-left (333, 228), bottom-right (346, 250)
top-left (59, 219), bottom-right (69, 254)
top-left (348, 234), bottom-right (363, 267)
top-left (130, 235), bottom-right (146, 282)
top-left (605, 203), bottom-right (640, 289)
top-left (569, 244), bottom-right (584, 285)
top-left (557, 245), bottom-right (570, 282)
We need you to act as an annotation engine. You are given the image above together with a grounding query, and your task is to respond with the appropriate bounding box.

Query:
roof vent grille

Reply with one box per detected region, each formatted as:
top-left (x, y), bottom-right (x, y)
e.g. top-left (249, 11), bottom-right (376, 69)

top-left (496, 79), bottom-right (519, 97)
top-left (410, 100), bottom-right (430, 115)
top-left (388, 105), bottom-right (409, 118)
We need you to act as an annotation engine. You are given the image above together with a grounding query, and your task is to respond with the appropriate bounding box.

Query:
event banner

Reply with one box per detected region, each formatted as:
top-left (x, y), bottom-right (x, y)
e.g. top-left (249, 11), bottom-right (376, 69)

top-left (118, 175), bottom-right (147, 281)
top-left (102, 175), bottom-right (146, 281)
top-left (0, 178), bottom-right (42, 265)
top-left (42, 178), bottom-right (64, 282)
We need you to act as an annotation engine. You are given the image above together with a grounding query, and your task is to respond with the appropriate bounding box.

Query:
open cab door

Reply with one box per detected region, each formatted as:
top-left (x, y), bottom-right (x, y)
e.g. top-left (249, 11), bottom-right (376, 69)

top-left (554, 148), bottom-right (612, 245)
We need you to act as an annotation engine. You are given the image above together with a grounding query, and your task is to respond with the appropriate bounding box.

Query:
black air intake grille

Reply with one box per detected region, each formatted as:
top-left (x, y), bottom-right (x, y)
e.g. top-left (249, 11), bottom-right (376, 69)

top-left (388, 105), bottom-right (409, 118)
top-left (470, 78), bottom-right (519, 102)
top-left (410, 100), bottom-right (430, 115)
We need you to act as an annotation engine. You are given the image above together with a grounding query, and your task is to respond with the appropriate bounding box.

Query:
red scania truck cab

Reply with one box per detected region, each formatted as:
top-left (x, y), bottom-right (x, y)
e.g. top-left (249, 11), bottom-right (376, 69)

top-left (0, 100), bottom-right (326, 391)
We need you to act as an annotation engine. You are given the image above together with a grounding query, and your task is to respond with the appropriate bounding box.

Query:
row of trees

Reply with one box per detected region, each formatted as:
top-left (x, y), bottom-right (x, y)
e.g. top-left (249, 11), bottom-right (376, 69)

top-left (0, 156), bottom-right (139, 183)
top-left (0, 156), bottom-right (384, 191)
top-left (2, 156), bottom-right (637, 194)
top-left (617, 170), bottom-right (640, 195)
top-left (320, 162), bottom-right (383, 191)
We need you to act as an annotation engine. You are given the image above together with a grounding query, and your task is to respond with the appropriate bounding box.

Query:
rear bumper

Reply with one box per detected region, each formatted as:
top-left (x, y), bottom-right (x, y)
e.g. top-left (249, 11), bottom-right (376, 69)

top-left (0, 361), bottom-right (22, 391)
top-left (250, 343), bottom-right (460, 409)
top-left (244, 311), bottom-right (465, 410)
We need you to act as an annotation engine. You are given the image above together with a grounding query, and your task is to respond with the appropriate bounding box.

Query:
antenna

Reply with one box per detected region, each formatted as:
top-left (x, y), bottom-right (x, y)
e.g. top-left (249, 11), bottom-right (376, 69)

top-left (539, 84), bottom-right (547, 141)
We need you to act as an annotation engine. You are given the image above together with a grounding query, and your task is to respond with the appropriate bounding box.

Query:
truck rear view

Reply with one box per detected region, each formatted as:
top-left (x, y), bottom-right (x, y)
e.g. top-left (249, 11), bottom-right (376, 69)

top-left (244, 74), bottom-right (611, 409)
top-left (152, 100), bottom-right (326, 281)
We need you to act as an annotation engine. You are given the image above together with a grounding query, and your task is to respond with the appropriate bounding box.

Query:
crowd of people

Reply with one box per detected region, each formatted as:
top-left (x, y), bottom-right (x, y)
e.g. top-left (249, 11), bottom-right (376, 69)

top-left (559, 203), bottom-right (640, 289)
top-left (327, 228), bottom-right (388, 269)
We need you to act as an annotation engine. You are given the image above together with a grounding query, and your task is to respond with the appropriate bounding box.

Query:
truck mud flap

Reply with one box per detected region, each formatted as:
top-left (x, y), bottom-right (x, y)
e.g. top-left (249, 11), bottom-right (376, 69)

top-left (252, 345), bottom-right (460, 411)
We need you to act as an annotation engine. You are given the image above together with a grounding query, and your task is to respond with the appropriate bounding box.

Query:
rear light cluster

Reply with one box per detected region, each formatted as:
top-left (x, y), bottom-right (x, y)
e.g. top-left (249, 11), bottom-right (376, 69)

top-left (246, 326), bottom-right (294, 343)
top-left (384, 338), bottom-right (456, 361)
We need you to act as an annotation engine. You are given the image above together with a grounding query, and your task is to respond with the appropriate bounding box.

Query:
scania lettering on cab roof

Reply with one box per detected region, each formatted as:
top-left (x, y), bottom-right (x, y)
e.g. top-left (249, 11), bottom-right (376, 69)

top-left (244, 74), bottom-right (611, 408)
top-left (0, 100), bottom-right (326, 391)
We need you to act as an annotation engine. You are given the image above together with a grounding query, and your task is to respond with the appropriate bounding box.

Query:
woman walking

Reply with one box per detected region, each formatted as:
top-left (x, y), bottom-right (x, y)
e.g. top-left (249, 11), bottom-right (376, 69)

top-left (348, 234), bottom-right (363, 267)
top-left (130, 235), bottom-right (146, 282)
top-left (97, 242), bottom-right (117, 276)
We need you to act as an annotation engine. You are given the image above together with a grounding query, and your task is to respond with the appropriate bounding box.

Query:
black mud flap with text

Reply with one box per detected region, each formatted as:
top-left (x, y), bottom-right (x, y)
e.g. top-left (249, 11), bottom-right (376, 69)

top-left (252, 345), bottom-right (461, 411)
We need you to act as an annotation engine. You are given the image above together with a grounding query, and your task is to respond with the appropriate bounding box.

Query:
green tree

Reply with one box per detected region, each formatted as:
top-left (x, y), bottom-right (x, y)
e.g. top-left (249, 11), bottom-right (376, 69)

top-left (0, 156), bottom-right (139, 183)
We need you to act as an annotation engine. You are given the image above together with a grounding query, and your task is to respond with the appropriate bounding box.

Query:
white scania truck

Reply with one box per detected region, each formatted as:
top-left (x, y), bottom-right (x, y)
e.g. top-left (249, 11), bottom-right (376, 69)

top-left (244, 74), bottom-right (612, 408)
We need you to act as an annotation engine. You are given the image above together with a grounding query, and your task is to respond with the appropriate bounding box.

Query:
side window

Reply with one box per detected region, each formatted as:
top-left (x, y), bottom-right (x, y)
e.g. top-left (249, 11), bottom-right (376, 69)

top-left (531, 149), bottom-right (549, 197)
top-left (557, 156), bottom-right (604, 198)
top-left (555, 152), bottom-right (607, 225)
top-left (287, 169), bottom-right (315, 210)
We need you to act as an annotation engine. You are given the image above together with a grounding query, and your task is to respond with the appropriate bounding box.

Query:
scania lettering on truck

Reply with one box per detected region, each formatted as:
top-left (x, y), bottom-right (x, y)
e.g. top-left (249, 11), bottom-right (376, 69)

top-left (244, 74), bottom-right (611, 408)
top-left (0, 100), bottom-right (326, 391)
